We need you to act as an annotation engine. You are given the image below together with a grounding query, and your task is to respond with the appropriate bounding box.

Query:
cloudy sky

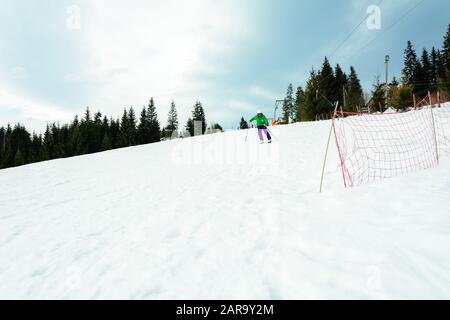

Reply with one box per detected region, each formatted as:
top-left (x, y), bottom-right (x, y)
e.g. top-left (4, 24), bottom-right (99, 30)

top-left (0, 0), bottom-right (448, 132)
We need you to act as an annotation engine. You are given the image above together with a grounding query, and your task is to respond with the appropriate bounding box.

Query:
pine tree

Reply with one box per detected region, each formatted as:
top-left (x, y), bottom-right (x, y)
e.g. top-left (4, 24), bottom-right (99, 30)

top-left (117, 107), bottom-right (138, 147)
top-left (335, 64), bottom-right (348, 109)
top-left (14, 147), bottom-right (24, 167)
top-left (29, 133), bottom-right (43, 163)
top-left (101, 133), bottom-right (112, 151)
top-left (100, 116), bottom-right (110, 147)
top-left (191, 101), bottom-right (207, 135)
top-left (388, 77), bottom-right (400, 110)
top-left (438, 24), bottom-right (450, 95)
top-left (294, 86), bottom-right (305, 122)
top-left (51, 123), bottom-right (65, 158)
top-left (282, 84), bottom-right (294, 123)
top-left (239, 117), bottom-right (249, 129)
top-left (347, 66), bottom-right (365, 112)
top-left (301, 70), bottom-right (323, 121)
top-left (370, 76), bottom-right (385, 112)
top-left (443, 24), bottom-right (450, 70)
top-left (411, 48), bottom-right (430, 96)
top-left (0, 127), bottom-right (5, 168)
top-left (185, 118), bottom-right (194, 137)
top-left (92, 111), bottom-right (103, 152)
top-left (438, 68), bottom-right (450, 95)
top-left (310, 58), bottom-right (339, 116)
top-left (84, 107), bottom-right (92, 123)
top-left (413, 63), bottom-right (425, 95)
top-left (318, 57), bottom-right (337, 101)
top-left (119, 108), bottom-right (130, 147)
top-left (137, 106), bottom-right (149, 144)
top-left (166, 100), bottom-right (179, 139)
top-left (79, 107), bottom-right (94, 154)
top-left (402, 41), bottom-right (419, 86)
top-left (431, 47), bottom-right (440, 87)
top-left (420, 48), bottom-right (433, 91)
top-left (109, 118), bottom-right (120, 148)
top-left (43, 125), bottom-right (53, 160)
top-left (147, 98), bottom-right (161, 143)
top-left (138, 99), bottom-right (160, 144)
top-left (67, 115), bottom-right (81, 156)
top-left (128, 107), bottom-right (137, 146)
top-left (436, 49), bottom-right (445, 79)
top-left (61, 124), bottom-right (70, 157)
top-left (3, 125), bottom-right (13, 167)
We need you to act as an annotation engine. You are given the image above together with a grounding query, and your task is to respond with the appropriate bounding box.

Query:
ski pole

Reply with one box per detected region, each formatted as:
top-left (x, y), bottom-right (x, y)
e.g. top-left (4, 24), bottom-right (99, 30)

top-left (245, 128), bottom-right (250, 142)
top-left (266, 127), bottom-right (278, 141)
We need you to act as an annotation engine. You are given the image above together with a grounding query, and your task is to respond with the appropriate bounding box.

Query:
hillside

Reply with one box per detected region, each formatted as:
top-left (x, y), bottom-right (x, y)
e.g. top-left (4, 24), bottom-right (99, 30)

top-left (1, 116), bottom-right (450, 299)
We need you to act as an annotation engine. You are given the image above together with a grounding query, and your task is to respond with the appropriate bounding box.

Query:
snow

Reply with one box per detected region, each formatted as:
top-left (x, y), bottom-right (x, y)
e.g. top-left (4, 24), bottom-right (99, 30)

top-left (384, 107), bottom-right (397, 113)
top-left (1, 107), bottom-right (450, 299)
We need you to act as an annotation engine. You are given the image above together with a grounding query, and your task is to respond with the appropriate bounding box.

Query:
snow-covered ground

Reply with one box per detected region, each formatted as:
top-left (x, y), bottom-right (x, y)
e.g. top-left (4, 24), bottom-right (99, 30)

top-left (1, 109), bottom-right (450, 299)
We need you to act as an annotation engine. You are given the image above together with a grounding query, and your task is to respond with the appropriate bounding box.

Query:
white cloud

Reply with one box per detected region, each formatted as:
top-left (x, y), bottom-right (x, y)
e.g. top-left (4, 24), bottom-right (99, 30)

top-left (72, 0), bottom-right (253, 124)
top-left (63, 73), bottom-right (83, 84)
top-left (249, 86), bottom-right (278, 101)
top-left (1, 0), bottom-right (256, 130)
top-left (9, 66), bottom-right (29, 80)
top-left (0, 83), bottom-right (73, 131)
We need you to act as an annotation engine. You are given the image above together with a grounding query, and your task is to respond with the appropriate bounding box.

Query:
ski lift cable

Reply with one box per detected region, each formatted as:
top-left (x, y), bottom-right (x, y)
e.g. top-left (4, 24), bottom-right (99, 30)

top-left (312, 0), bottom-right (386, 104)
top-left (329, 0), bottom-right (385, 59)
top-left (359, 0), bottom-right (427, 53)
top-left (312, 0), bottom-right (427, 107)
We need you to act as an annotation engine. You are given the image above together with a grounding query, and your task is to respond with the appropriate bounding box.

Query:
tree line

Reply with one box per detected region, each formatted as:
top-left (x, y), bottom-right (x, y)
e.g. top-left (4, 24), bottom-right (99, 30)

top-left (371, 25), bottom-right (450, 112)
top-left (0, 98), bottom-right (214, 170)
top-left (244, 23), bottom-right (450, 126)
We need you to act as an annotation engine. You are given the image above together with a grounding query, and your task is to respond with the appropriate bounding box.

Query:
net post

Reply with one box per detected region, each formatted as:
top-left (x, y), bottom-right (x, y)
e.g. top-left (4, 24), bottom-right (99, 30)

top-left (428, 91), bottom-right (440, 165)
top-left (319, 102), bottom-right (339, 193)
top-left (332, 106), bottom-right (348, 188)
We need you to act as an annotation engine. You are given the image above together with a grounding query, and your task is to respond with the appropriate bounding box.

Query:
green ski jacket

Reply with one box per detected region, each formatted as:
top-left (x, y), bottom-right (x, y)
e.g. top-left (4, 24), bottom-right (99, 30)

top-left (250, 114), bottom-right (269, 126)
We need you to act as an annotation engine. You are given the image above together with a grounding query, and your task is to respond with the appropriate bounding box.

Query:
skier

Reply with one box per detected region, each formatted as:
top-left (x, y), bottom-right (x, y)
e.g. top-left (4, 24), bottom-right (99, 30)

top-left (249, 111), bottom-right (272, 143)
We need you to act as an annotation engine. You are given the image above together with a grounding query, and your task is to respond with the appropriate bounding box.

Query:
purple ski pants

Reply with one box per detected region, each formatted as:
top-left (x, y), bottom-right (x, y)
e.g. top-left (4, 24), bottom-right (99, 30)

top-left (257, 126), bottom-right (272, 141)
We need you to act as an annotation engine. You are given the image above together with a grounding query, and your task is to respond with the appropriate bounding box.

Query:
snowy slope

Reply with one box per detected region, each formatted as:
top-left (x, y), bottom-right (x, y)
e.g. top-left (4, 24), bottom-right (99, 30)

top-left (1, 113), bottom-right (450, 299)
